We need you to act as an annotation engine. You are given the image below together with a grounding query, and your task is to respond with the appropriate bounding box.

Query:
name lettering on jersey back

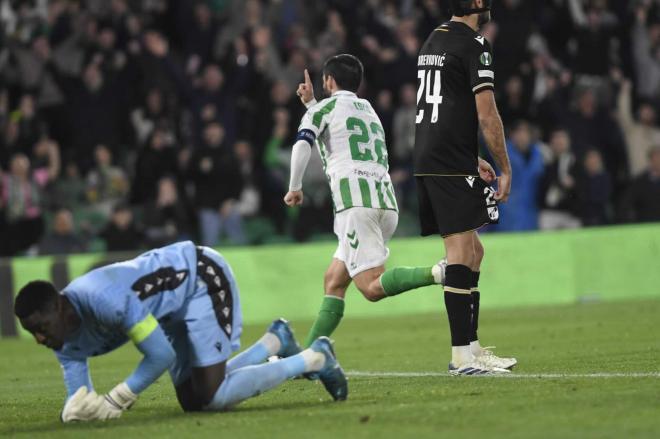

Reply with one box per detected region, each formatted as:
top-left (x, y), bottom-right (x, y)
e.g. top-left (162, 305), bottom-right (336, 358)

top-left (353, 101), bottom-right (370, 112)
top-left (418, 53), bottom-right (446, 67)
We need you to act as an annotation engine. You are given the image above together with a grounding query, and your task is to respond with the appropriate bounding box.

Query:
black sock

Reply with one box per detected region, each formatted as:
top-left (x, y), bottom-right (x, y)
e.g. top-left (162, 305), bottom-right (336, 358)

top-left (444, 264), bottom-right (473, 347)
top-left (470, 271), bottom-right (480, 342)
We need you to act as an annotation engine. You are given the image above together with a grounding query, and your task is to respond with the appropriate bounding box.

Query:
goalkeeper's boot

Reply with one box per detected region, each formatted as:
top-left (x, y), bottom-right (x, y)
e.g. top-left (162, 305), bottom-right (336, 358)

top-left (267, 318), bottom-right (302, 358)
top-left (432, 258), bottom-right (447, 285)
top-left (474, 346), bottom-right (517, 370)
top-left (448, 358), bottom-right (511, 376)
top-left (310, 336), bottom-right (348, 401)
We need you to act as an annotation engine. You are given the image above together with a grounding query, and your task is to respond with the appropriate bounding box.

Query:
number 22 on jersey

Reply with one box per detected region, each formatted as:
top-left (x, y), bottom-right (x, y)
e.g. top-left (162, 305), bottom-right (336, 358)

top-left (346, 117), bottom-right (388, 167)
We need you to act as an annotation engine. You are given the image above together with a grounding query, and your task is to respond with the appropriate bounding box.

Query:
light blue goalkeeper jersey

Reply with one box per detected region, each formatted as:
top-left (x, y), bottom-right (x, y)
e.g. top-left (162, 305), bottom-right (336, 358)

top-left (55, 241), bottom-right (212, 393)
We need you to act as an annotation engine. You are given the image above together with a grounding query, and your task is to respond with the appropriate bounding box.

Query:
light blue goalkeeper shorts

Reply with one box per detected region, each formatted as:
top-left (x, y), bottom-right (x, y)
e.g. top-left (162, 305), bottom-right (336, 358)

top-left (162, 246), bottom-right (243, 386)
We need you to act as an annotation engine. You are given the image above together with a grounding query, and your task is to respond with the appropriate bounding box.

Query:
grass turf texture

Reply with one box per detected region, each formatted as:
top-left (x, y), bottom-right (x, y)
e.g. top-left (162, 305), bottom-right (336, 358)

top-left (1, 299), bottom-right (659, 439)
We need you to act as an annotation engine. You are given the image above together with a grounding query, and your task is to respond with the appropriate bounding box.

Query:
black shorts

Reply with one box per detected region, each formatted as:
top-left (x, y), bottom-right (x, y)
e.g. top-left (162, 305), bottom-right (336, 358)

top-left (415, 176), bottom-right (499, 237)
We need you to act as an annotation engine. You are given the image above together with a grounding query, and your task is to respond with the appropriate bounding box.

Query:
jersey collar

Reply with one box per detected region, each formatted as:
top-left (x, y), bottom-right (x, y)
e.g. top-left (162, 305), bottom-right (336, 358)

top-left (447, 20), bottom-right (478, 35)
top-left (332, 90), bottom-right (356, 97)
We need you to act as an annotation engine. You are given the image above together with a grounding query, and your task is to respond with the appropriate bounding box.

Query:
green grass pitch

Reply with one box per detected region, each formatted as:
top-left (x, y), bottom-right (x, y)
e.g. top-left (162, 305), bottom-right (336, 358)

top-left (1, 299), bottom-right (659, 439)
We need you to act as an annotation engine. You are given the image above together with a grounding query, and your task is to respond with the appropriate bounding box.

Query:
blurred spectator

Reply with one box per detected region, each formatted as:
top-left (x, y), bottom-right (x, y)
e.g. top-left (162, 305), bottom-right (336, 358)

top-left (374, 90), bottom-right (395, 147)
top-left (319, 11), bottom-right (348, 68)
top-left (0, 89), bottom-right (9, 166)
top-left (279, 49), bottom-right (310, 92)
top-left (391, 84), bottom-right (416, 166)
top-left (0, 154), bottom-right (50, 255)
top-left (615, 77), bottom-right (660, 178)
top-left (38, 207), bottom-right (87, 255)
top-left (530, 68), bottom-right (573, 137)
top-left (499, 75), bottom-right (530, 127)
top-left (567, 0), bottom-right (619, 76)
top-left (291, 148), bottom-right (333, 242)
top-left (234, 140), bottom-right (261, 219)
top-left (539, 129), bottom-right (581, 230)
top-left (497, 121), bottom-right (545, 232)
top-left (49, 60), bottom-right (129, 165)
top-left (143, 31), bottom-right (244, 148)
top-left (565, 88), bottom-right (628, 185)
top-left (391, 83), bottom-right (417, 208)
top-left (31, 138), bottom-right (61, 204)
top-left (100, 204), bottom-right (143, 252)
top-left (632, 5), bottom-right (660, 102)
top-left (182, 1), bottom-right (219, 64)
top-left (131, 129), bottom-right (179, 204)
top-left (576, 149), bottom-right (612, 226)
top-left (143, 177), bottom-right (191, 248)
top-left (252, 80), bottom-right (299, 162)
top-left (621, 146), bottom-right (660, 223)
top-left (51, 162), bottom-right (86, 209)
top-left (261, 109), bottom-right (292, 232)
top-left (189, 122), bottom-right (245, 246)
top-left (490, 0), bottom-right (534, 79)
top-left (86, 144), bottom-right (129, 216)
top-left (0, 120), bottom-right (21, 167)
top-left (13, 94), bottom-right (47, 155)
top-left (130, 88), bottom-right (178, 148)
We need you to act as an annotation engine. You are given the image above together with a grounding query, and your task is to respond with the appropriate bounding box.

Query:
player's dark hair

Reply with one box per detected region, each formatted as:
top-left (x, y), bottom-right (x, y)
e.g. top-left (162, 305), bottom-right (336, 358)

top-left (323, 54), bottom-right (364, 93)
top-left (14, 281), bottom-right (59, 319)
top-left (450, 0), bottom-right (492, 17)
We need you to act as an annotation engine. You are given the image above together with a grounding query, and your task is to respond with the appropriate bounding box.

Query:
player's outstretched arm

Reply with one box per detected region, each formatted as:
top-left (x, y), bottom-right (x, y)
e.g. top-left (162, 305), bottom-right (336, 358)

top-left (60, 315), bottom-right (175, 422)
top-left (476, 90), bottom-right (511, 202)
top-left (118, 315), bottom-right (176, 400)
top-left (284, 140), bottom-right (312, 206)
top-left (285, 90), bottom-right (335, 206)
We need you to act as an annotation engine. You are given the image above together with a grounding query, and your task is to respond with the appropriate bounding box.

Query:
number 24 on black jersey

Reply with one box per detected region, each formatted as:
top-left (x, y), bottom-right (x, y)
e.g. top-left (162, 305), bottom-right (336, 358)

top-left (413, 21), bottom-right (495, 176)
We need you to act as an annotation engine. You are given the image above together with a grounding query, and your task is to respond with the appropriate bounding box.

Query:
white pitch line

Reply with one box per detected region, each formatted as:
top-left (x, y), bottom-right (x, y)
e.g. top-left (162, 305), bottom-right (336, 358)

top-left (347, 371), bottom-right (660, 379)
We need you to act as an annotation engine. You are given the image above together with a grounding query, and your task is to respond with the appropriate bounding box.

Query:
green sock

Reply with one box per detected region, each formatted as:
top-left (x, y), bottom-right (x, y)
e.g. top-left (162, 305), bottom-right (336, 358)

top-left (380, 266), bottom-right (434, 297)
top-left (304, 296), bottom-right (345, 347)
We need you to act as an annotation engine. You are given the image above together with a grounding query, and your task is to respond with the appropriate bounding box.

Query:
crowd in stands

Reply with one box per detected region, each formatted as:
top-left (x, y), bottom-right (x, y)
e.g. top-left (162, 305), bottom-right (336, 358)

top-left (1, 0), bottom-right (660, 257)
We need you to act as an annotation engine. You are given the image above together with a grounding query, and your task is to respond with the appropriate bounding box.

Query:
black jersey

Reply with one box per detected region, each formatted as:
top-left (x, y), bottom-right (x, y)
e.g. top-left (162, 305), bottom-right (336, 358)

top-left (413, 21), bottom-right (495, 176)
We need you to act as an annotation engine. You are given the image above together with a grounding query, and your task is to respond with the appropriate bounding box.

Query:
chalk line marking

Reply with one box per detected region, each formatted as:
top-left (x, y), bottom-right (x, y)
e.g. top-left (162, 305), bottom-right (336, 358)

top-left (347, 371), bottom-right (660, 379)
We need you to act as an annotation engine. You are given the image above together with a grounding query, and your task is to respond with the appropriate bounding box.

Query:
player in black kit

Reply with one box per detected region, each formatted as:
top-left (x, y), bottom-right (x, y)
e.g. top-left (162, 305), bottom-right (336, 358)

top-left (414, 0), bottom-right (517, 375)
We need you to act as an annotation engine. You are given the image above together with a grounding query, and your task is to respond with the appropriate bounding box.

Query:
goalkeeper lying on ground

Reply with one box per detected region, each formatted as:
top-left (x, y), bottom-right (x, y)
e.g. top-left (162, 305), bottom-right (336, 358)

top-left (13, 241), bottom-right (347, 422)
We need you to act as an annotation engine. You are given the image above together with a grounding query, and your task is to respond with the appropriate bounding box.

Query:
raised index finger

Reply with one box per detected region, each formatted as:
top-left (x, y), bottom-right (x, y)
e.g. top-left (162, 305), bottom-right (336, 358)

top-left (304, 69), bottom-right (312, 85)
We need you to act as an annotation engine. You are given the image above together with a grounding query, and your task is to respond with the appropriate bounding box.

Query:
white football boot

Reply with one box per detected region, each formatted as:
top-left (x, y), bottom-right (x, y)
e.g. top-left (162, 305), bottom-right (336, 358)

top-left (474, 346), bottom-right (517, 370)
top-left (448, 358), bottom-right (511, 376)
top-left (432, 258), bottom-right (447, 285)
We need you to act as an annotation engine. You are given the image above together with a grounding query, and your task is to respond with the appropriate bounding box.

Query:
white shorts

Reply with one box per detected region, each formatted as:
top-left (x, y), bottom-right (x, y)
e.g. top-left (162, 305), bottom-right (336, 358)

top-left (333, 207), bottom-right (399, 277)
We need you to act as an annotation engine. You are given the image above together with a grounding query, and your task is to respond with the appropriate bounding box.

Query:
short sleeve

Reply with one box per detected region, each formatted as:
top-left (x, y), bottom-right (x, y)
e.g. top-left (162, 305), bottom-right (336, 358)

top-left (465, 39), bottom-right (495, 94)
top-left (297, 98), bottom-right (338, 143)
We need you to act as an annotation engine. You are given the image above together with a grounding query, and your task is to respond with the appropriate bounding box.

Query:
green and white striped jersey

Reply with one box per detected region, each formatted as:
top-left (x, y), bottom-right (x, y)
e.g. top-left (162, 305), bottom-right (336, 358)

top-left (298, 90), bottom-right (398, 213)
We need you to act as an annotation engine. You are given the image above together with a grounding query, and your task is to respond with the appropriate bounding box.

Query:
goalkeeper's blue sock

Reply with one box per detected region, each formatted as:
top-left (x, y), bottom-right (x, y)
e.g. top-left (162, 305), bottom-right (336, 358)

top-left (226, 332), bottom-right (281, 373)
top-left (205, 350), bottom-right (324, 411)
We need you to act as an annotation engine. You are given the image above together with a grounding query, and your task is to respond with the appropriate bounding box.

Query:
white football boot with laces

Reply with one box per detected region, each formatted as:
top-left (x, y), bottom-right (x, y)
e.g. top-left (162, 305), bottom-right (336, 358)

top-left (474, 346), bottom-right (517, 370)
top-left (448, 358), bottom-right (511, 375)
